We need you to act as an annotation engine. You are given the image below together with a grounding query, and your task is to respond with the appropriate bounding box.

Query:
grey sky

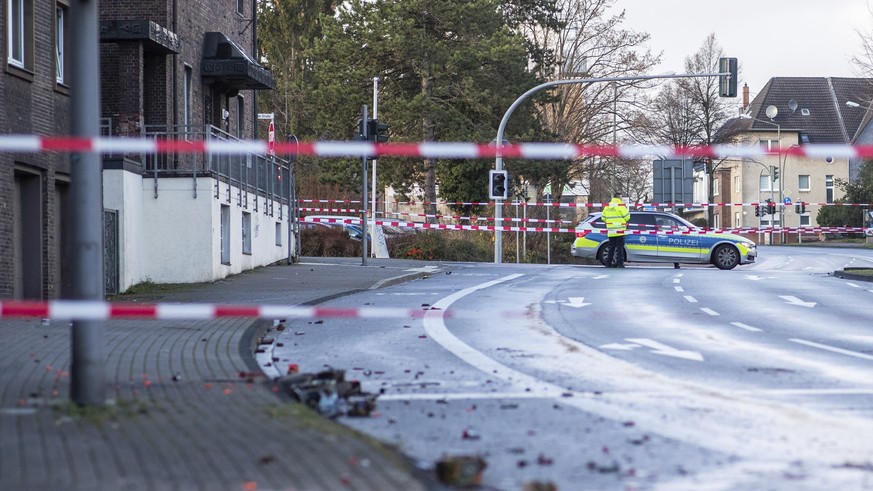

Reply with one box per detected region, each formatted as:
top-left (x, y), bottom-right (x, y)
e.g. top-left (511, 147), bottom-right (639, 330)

top-left (614, 0), bottom-right (870, 99)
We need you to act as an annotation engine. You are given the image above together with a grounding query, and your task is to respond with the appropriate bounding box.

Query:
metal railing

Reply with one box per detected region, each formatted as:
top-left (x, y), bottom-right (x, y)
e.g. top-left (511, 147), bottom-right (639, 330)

top-left (138, 124), bottom-right (292, 211)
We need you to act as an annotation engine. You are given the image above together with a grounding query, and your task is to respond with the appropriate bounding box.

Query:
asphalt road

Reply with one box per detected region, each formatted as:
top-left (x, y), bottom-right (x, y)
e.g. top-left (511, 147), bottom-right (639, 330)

top-left (262, 247), bottom-right (873, 490)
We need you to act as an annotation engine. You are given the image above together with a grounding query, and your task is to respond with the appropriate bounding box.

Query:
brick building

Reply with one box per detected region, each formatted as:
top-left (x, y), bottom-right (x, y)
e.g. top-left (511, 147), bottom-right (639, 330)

top-left (1, 0), bottom-right (73, 299)
top-left (2, 1), bottom-right (283, 299)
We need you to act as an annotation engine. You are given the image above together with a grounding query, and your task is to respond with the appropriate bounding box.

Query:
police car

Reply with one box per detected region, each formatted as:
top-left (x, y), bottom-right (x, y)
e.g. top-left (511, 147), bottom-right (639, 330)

top-left (571, 210), bottom-right (757, 270)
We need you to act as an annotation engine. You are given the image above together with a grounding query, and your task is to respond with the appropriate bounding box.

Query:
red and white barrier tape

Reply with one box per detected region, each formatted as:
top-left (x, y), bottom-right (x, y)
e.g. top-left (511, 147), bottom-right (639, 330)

top-left (301, 209), bottom-right (573, 224)
top-left (0, 300), bottom-right (453, 321)
top-left (4, 135), bottom-right (873, 160)
top-left (307, 198), bottom-right (873, 208)
top-left (301, 217), bottom-right (869, 235)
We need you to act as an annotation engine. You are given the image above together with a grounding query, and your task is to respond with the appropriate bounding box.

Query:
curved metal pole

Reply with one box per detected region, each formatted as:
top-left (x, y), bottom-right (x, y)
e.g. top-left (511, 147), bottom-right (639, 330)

top-left (493, 71), bottom-right (726, 263)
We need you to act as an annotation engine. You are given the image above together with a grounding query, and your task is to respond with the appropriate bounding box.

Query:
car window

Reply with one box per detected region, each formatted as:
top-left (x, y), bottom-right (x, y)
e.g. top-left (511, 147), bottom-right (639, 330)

top-left (589, 216), bottom-right (606, 229)
top-left (628, 213), bottom-right (656, 231)
top-left (655, 215), bottom-right (684, 231)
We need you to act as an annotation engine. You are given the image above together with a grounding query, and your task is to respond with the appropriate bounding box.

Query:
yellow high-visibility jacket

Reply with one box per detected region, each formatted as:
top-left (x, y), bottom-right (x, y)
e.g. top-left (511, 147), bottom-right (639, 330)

top-left (602, 198), bottom-right (629, 237)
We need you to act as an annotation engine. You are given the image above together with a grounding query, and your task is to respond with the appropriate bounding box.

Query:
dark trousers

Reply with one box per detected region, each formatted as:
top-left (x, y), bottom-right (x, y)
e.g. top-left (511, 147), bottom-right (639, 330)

top-left (606, 235), bottom-right (625, 266)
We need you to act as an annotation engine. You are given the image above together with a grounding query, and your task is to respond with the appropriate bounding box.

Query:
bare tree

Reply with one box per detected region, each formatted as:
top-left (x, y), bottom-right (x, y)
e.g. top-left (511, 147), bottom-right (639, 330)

top-left (631, 34), bottom-right (738, 222)
top-left (854, 5), bottom-right (873, 81)
top-left (516, 0), bottom-right (660, 203)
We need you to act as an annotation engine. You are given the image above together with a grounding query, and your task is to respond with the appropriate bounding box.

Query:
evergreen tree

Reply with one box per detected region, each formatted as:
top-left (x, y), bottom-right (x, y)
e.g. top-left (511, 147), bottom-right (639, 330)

top-left (816, 160), bottom-right (873, 230)
top-left (306, 0), bottom-right (549, 213)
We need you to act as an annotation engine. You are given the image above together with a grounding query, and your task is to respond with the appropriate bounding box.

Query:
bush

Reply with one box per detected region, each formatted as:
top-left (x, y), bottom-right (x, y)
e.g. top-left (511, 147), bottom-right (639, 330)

top-left (300, 227), bottom-right (361, 257)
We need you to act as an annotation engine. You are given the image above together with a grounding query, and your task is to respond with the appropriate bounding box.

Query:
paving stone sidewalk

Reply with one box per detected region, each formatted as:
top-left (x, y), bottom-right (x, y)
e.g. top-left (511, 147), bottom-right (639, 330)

top-left (0, 257), bottom-right (442, 491)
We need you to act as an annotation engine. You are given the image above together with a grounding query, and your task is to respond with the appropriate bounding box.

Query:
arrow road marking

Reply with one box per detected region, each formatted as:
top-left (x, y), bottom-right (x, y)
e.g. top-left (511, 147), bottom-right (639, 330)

top-left (779, 295), bottom-right (816, 308)
top-left (625, 338), bottom-right (704, 362)
top-left (544, 297), bottom-right (591, 308)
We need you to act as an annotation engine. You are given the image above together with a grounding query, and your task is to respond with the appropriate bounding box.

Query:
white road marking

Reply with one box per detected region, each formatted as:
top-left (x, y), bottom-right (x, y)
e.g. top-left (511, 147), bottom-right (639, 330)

top-left (674, 286), bottom-right (684, 292)
top-left (683, 295), bottom-right (697, 303)
top-left (780, 295), bottom-right (816, 308)
top-left (379, 392), bottom-right (558, 401)
top-left (730, 321), bottom-right (762, 332)
top-left (789, 338), bottom-right (873, 361)
top-left (846, 282), bottom-right (861, 289)
top-left (544, 297), bottom-right (591, 308)
top-left (592, 275), bottom-right (609, 280)
top-left (422, 274), bottom-right (565, 396)
top-left (625, 338), bottom-right (704, 362)
top-left (700, 308), bottom-right (719, 316)
top-left (673, 278), bottom-right (681, 284)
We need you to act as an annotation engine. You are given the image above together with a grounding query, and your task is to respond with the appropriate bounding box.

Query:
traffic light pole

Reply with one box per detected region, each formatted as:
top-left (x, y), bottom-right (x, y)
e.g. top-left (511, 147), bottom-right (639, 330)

top-left (361, 105), bottom-right (369, 266)
top-left (492, 68), bottom-right (735, 264)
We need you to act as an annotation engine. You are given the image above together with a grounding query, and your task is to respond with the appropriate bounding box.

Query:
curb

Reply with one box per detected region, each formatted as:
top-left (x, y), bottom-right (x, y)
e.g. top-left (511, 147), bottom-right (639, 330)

top-left (833, 268), bottom-right (873, 282)
top-left (237, 268), bottom-right (445, 490)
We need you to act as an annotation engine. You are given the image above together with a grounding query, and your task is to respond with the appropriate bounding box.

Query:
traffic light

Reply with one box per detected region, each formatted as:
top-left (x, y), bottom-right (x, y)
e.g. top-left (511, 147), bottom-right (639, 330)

top-left (489, 169), bottom-right (509, 200)
top-left (719, 57), bottom-right (738, 98)
top-left (367, 118), bottom-right (389, 143)
top-left (766, 199), bottom-right (776, 215)
top-left (357, 117), bottom-right (367, 141)
top-left (770, 165), bottom-right (779, 182)
top-left (754, 205), bottom-right (760, 217)
top-left (795, 202), bottom-right (806, 214)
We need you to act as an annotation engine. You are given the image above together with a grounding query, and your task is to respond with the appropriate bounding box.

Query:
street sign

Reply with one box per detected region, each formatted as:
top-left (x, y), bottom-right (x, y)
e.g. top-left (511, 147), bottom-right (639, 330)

top-left (258, 113), bottom-right (274, 120)
top-left (783, 197), bottom-right (792, 205)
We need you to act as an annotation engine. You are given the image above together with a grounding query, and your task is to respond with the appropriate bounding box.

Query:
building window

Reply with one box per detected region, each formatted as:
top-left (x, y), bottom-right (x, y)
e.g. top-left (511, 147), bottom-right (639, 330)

top-left (237, 0), bottom-right (245, 15)
top-left (220, 205), bottom-right (230, 265)
top-left (826, 175), bottom-right (834, 203)
top-left (713, 178), bottom-right (719, 196)
top-left (183, 65), bottom-right (193, 136)
top-left (734, 176), bottom-right (740, 193)
top-left (55, 2), bottom-right (69, 84)
top-left (713, 213), bottom-right (720, 229)
top-left (759, 175), bottom-right (774, 192)
top-left (735, 212), bottom-right (740, 228)
top-left (275, 222), bottom-right (282, 246)
top-left (8, 0), bottom-right (33, 70)
top-left (798, 175), bottom-right (810, 191)
top-left (800, 214), bottom-right (810, 226)
top-left (759, 139), bottom-right (779, 151)
top-left (242, 212), bottom-right (252, 255)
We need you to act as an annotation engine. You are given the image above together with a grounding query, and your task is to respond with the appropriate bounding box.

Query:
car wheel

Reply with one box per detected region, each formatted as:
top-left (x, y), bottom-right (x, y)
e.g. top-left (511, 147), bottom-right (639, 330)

top-left (597, 244), bottom-right (610, 267)
top-left (713, 244), bottom-right (739, 270)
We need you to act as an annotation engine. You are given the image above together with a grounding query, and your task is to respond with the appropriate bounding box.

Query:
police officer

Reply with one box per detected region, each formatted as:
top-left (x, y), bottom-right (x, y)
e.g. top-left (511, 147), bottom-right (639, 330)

top-left (602, 192), bottom-right (630, 268)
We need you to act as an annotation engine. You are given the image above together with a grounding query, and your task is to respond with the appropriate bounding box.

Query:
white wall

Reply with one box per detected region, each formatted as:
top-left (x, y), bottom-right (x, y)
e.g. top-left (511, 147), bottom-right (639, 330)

top-left (103, 169), bottom-right (145, 292)
top-left (107, 171), bottom-right (290, 290)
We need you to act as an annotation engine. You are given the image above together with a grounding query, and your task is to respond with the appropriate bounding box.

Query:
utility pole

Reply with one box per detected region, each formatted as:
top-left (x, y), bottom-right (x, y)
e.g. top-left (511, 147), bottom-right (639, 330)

top-left (69, 0), bottom-right (105, 406)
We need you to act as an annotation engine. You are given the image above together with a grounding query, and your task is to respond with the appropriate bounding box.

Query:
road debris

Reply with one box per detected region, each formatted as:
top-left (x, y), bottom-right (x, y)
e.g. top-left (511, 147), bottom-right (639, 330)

top-left (276, 368), bottom-right (378, 418)
top-left (435, 455), bottom-right (487, 487)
